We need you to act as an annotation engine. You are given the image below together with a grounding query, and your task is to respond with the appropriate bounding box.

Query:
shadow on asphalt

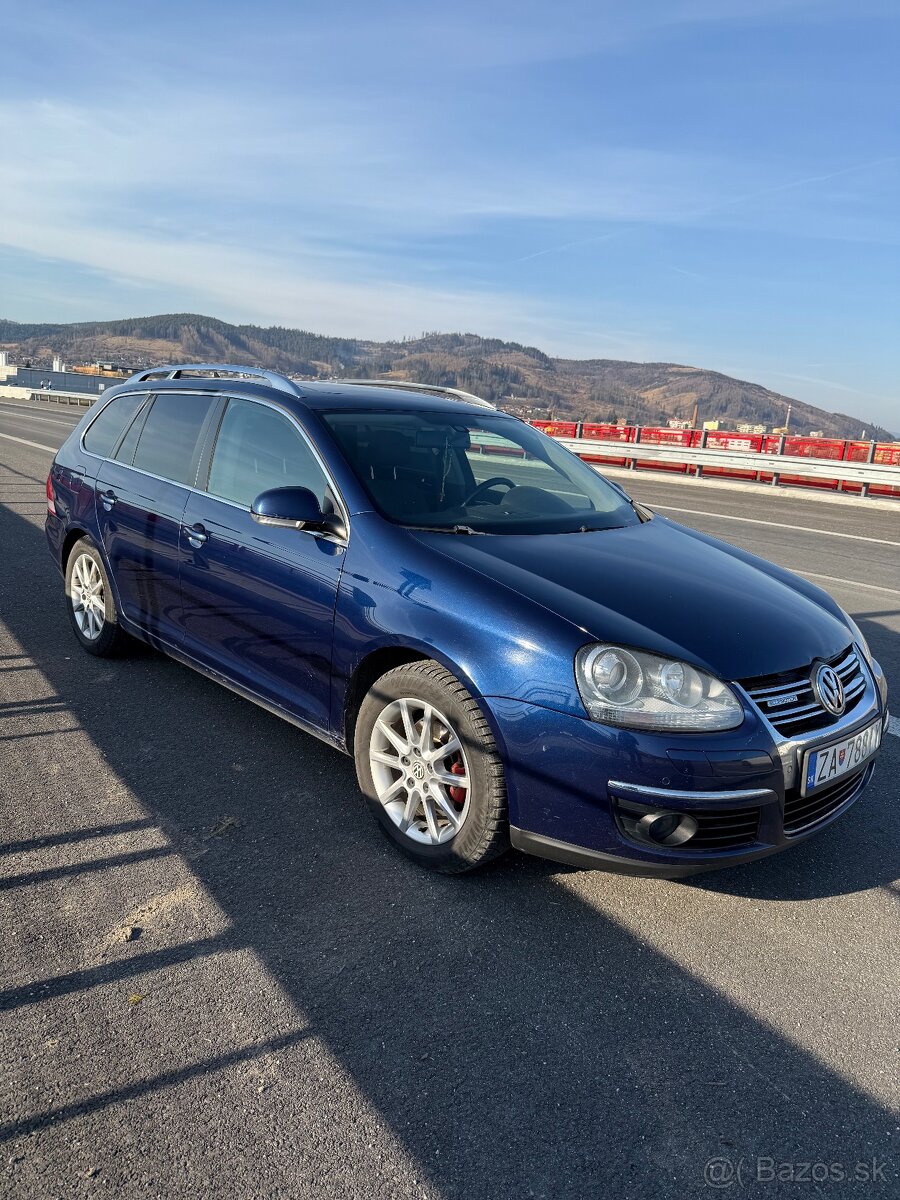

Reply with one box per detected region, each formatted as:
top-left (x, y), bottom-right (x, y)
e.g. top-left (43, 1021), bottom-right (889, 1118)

top-left (1, 501), bottom-right (897, 1196)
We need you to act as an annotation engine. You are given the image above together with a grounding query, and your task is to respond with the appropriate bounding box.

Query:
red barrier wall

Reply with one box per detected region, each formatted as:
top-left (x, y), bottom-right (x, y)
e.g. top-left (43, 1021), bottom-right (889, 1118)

top-left (528, 421), bottom-right (900, 498)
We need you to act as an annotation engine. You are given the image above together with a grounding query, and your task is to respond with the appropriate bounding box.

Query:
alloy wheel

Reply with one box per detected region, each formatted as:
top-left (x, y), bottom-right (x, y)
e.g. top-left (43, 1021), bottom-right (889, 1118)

top-left (368, 697), bottom-right (472, 845)
top-left (70, 554), bottom-right (106, 641)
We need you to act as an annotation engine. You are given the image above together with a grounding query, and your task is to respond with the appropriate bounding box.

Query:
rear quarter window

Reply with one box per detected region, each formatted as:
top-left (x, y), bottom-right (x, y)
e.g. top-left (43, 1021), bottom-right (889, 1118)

top-left (82, 393), bottom-right (147, 458)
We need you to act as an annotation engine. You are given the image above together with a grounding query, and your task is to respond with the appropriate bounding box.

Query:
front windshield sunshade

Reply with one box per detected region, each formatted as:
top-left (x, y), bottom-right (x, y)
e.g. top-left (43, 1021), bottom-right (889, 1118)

top-left (319, 410), bottom-right (640, 535)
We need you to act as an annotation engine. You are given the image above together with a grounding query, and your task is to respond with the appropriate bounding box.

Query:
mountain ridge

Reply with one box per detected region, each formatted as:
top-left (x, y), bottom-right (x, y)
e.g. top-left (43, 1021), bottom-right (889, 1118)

top-left (0, 314), bottom-right (893, 440)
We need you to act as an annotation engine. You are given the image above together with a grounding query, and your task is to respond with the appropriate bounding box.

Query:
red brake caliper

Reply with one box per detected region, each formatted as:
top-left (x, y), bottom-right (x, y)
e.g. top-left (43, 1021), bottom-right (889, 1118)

top-left (448, 760), bottom-right (467, 807)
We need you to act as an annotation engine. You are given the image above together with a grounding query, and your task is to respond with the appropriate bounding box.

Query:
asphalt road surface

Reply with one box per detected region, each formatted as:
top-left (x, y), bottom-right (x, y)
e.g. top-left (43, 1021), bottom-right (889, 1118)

top-left (1, 398), bottom-right (898, 1198)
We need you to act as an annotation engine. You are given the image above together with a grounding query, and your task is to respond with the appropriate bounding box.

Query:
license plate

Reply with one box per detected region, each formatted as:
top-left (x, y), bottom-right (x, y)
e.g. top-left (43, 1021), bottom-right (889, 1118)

top-left (802, 719), bottom-right (882, 796)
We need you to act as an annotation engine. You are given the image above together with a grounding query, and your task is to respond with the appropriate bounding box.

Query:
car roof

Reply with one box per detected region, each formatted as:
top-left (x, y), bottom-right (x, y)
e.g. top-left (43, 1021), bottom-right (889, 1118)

top-left (295, 381), bottom-right (497, 417)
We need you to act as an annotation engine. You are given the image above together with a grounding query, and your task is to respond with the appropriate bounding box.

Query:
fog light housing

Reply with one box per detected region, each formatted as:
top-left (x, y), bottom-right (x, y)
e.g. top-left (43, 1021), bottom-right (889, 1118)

top-left (612, 796), bottom-right (699, 848)
top-left (636, 810), bottom-right (699, 847)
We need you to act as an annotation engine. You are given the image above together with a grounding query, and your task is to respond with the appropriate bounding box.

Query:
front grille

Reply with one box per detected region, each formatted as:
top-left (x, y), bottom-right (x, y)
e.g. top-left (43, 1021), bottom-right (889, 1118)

top-left (742, 646), bottom-right (866, 736)
top-left (783, 767), bottom-right (868, 835)
top-left (612, 796), bottom-right (761, 852)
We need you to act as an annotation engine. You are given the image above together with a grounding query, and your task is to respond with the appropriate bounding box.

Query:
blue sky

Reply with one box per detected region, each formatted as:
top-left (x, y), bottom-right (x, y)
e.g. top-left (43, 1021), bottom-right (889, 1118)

top-left (1, 0), bottom-right (898, 428)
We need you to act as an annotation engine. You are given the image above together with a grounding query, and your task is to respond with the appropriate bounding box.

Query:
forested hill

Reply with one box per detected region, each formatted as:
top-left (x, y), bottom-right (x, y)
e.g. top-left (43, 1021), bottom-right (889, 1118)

top-left (0, 315), bottom-right (892, 439)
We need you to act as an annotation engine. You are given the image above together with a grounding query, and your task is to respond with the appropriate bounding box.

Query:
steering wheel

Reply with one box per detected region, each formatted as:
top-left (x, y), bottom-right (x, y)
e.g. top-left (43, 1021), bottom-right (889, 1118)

top-left (463, 476), bottom-right (516, 506)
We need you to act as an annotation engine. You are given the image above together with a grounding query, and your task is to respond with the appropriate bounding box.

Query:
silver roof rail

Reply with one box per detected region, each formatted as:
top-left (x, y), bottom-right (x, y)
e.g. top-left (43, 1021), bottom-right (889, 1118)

top-left (334, 378), bottom-right (495, 409)
top-left (126, 363), bottom-right (304, 398)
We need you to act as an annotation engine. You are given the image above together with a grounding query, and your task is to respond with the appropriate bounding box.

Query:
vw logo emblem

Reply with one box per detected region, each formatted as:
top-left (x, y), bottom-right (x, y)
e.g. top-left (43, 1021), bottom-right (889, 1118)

top-left (812, 663), bottom-right (845, 716)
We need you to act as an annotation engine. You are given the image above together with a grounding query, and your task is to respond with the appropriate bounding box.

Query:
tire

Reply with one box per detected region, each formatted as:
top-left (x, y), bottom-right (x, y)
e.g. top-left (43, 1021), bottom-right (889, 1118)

top-left (354, 660), bottom-right (509, 873)
top-left (64, 536), bottom-right (129, 658)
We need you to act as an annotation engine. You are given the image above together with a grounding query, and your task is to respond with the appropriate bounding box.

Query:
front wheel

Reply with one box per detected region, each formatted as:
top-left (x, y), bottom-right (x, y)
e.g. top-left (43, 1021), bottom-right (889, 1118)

top-left (354, 660), bottom-right (509, 873)
top-left (64, 537), bottom-right (128, 657)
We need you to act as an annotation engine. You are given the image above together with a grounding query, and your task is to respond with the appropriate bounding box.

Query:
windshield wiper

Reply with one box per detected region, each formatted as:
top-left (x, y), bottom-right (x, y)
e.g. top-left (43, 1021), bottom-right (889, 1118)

top-left (406, 523), bottom-right (486, 535)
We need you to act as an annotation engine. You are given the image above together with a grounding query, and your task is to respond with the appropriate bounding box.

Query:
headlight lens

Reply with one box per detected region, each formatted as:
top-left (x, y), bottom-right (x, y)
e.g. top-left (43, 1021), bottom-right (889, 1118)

top-left (576, 644), bottom-right (744, 731)
top-left (842, 611), bottom-right (872, 665)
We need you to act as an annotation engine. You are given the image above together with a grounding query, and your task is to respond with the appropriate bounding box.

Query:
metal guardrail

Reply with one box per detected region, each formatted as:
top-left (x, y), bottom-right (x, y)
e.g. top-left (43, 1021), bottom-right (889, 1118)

top-left (556, 436), bottom-right (900, 492)
top-left (30, 390), bottom-right (97, 408)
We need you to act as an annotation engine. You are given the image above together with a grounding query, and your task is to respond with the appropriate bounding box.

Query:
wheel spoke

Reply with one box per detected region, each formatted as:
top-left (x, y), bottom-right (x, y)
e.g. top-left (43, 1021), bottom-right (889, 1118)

top-left (422, 796), bottom-right (441, 842)
top-left (375, 717), bottom-right (408, 757)
top-left (433, 768), bottom-right (469, 789)
top-left (418, 703), bottom-right (434, 754)
top-left (398, 698), bottom-right (417, 750)
top-left (379, 777), bottom-right (407, 805)
top-left (371, 749), bottom-right (402, 769)
top-left (398, 792), bottom-right (420, 832)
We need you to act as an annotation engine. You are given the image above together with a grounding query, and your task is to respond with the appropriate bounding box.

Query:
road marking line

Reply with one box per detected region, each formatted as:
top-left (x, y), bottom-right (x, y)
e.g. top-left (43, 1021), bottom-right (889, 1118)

top-left (0, 406), bottom-right (82, 426)
top-left (655, 505), bottom-right (900, 548)
top-left (887, 716), bottom-right (900, 738)
top-left (801, 571), bottom-right (900, 597)
top-left (0, 432), bottom-right (56, 453)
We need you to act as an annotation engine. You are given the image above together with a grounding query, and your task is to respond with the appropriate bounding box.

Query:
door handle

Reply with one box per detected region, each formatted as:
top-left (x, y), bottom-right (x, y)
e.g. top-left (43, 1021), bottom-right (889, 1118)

top-left (184, 523), bottom-right (209, 548)
top-left (100, 489), bottom-right (117, 511)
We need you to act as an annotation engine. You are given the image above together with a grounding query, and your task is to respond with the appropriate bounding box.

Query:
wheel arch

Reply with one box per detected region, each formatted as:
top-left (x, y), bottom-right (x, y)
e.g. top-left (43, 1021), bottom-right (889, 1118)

top-left (342, 645), bottom-right (430, 750)
top-left (61, 526), bottom-right (92, 571)
top-left (340, 642), bottom-right (504, 755)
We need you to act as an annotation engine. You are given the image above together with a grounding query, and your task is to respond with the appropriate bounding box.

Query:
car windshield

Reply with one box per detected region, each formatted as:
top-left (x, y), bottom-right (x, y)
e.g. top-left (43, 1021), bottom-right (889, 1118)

top-left (319, 409), bottom-right (641, 534)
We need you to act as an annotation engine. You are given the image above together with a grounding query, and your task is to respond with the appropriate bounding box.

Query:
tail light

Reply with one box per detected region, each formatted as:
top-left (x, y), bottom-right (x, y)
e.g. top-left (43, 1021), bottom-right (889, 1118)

top-left (46, 472), bottom-right (57, 516)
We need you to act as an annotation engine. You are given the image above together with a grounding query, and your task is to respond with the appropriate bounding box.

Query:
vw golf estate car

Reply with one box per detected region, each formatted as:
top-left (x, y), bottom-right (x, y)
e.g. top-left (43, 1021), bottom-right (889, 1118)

top-left (45, 364), bottom-right (889, 876)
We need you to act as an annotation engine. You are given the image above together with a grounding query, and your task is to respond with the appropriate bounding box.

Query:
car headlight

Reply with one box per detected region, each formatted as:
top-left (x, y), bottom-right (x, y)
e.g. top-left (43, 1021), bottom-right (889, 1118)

top-left (575, 644), bottom-right (744, 731)
top-left (841, 611), bottom-right (873, 665)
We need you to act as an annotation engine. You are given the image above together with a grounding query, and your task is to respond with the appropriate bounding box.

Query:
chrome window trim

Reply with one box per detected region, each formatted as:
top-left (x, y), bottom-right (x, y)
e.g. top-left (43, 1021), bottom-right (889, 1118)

top-left (79, 386), bottom-right (351, 547)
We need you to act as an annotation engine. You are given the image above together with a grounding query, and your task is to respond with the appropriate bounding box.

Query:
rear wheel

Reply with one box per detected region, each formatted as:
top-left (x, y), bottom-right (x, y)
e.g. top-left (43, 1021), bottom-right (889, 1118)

top-left (354, 660), bottom-right (509, 873)
top-left (64, 537), bottom-right (128, 657)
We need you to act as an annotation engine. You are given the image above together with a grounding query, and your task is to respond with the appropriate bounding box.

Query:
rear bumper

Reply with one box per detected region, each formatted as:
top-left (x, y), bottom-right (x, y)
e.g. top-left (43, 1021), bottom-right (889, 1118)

top-left (45, 511), bottom-right (65, 572)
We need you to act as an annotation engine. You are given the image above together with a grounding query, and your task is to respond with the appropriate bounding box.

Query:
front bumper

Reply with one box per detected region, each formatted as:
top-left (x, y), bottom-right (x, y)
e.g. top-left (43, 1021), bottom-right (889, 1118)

top-left (487, 658), bottom-right (887, 877)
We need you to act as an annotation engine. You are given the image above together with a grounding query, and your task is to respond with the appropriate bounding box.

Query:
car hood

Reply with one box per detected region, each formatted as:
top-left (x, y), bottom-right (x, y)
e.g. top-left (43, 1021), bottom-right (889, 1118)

top-left (413, 516), bottom-right (852, 682)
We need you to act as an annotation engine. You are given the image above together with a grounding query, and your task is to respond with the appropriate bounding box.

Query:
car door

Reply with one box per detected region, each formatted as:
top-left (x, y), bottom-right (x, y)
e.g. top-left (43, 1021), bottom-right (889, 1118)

top-left (178, 396), bottom-right (347, 733)
top-left (95, 390), bottom-right (220, 643)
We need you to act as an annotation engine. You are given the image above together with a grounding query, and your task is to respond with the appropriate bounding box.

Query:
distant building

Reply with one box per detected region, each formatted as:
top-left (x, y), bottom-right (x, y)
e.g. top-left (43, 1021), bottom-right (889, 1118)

top-left (809, 430), bottom-right (825, 438)
top-left (702, 420), bottom-right (719, 431)
top-left (667, 418), bottom-right (692, 430)
top-left (71, 362), bottom-right (130, 378)
top-left (736, 422), bottom-right (767, 435)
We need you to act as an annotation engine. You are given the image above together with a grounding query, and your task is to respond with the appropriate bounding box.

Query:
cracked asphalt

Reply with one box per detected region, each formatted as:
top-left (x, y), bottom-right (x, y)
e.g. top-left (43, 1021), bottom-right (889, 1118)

top-left (1, 398), bottom-right (898, 1198)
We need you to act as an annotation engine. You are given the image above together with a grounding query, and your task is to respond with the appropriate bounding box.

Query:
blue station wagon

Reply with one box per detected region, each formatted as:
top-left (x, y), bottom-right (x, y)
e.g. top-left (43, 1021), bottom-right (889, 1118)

top-left (45, 365), bottom-right (889, 875)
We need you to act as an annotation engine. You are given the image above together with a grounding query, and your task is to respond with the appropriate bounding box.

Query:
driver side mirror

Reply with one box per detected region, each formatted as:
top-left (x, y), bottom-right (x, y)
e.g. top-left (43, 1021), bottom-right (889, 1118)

top-left (251, 486), bottom-right (344, 537)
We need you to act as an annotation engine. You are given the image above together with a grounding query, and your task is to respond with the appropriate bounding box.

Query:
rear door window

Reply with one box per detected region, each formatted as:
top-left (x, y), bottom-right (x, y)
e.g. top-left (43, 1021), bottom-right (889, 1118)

top-left (82, 393), bottom-right (147, 458)
top-left (131, 392), bottom-right (216, 486)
